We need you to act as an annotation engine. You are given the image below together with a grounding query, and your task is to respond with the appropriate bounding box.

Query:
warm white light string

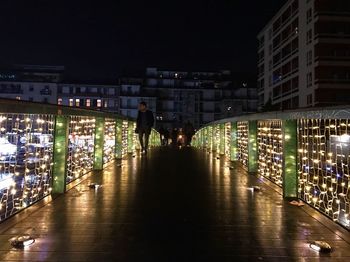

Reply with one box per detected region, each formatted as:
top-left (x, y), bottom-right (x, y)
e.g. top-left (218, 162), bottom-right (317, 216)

top-left (104, 119), bottom-right (116, 165)
top-left (257, 120), bottom-right (283, 186)
top-left (0, 114), bottom-right (54, 221)
top-left (67, 116), bottom-right (95, 184)
top-left (298, 119), bottom-right (350, 228)
top-left (237, 121), bottom-right (248, 167)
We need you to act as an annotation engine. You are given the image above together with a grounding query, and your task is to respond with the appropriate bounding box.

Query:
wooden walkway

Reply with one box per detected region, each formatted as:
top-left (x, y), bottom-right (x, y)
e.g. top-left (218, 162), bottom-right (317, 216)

top-left (0, 147), bottom-right (350, 261)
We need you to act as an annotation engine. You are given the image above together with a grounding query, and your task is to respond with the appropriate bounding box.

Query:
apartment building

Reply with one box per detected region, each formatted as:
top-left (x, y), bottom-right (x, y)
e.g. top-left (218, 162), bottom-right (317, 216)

top-left (0, 65), bottom-right (63, 104)
top-left (57, 83), bottom-right (119, 112)
top-left (0, 65), bottom-right (119, 112)
top-left (119, 67), bottom-right (257, 129)
top-left (257, 0), bottom-right (350, 110)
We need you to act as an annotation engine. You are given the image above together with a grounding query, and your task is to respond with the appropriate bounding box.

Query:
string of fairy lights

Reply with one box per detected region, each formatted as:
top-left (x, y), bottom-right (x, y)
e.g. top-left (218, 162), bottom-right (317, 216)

top-left (0, 110), bottom-right (162, 223)
top-left (0, 107), bottom-right (348, 230)
top-left (208, 126), bottom-right (213, 151)
top-left (66, 116), bottom-right (95, 184)
top-left (103, 118), bottom-right (116, 165)
top-left (257, 120), bottom-right (283, 186)
top-left (132, 122), bottom-right (140, 151)
top-left (214, 125), bottom-right (220, 153)
top-left (225, 123), bottom-right (231, 159)
top-left (121, 120), bottom-right (128, 157)
top-left (194, 118), bottom-right (350, 229)
top-left (237, 121), bottom-right (248, 167)
top-left (0, 114), bottom-right (54, 221)
top-left (298, 119), bottom-right (350, 228)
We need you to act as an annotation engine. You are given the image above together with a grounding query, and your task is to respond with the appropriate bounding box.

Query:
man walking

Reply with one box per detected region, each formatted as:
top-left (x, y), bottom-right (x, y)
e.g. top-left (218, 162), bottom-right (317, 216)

top-left (136, 101), bottom-right (154, 154)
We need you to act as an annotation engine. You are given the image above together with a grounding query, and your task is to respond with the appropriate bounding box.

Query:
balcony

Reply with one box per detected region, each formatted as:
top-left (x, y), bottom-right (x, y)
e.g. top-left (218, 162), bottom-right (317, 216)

top-left (40, 89), bottom-right (52, 96)
top-left (0, 88), bottom-right (23, 94)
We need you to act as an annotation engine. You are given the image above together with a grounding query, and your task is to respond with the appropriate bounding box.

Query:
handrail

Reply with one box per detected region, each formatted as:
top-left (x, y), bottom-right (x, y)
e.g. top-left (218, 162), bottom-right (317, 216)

top-left (0, 98), bottom-right (131, 119)
top-left (201, 105), bottom-right (350, 126)
top-left (0, 99), bottom-right (160, 223)
top-left (194, 105), bottom-right (350, 230)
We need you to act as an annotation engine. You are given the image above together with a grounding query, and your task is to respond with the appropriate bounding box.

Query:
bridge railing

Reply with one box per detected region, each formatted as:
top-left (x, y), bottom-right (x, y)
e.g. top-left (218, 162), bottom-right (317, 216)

top-left (0, 99), bottom-right (160, 222)
top-left (193, 106), bottom-right (350, 230)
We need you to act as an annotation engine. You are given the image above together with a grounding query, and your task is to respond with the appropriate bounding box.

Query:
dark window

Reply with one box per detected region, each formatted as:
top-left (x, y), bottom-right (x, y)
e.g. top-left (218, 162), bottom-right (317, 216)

top-left (307, 94), bottom-right (313, 105)
top-left (307, 50), bottom-right (313, 66)
top-left (307, 72), bottom-right (313, 87)
top-left (292, 96), bottom-right (299, 108)
top-left (306, 29), bottom-right (312, 44)
top-left (306, 8), bottom-right (312, 24)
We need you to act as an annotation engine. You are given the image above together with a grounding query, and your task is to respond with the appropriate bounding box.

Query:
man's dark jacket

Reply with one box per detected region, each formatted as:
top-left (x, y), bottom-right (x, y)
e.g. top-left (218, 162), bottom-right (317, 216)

top-left (136, 110), bottom-right (154, 131)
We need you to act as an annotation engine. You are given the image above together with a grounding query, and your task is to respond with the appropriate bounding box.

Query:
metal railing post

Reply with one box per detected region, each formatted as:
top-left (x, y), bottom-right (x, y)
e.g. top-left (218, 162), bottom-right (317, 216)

top-left (52, 115), bottom-right (69, 194)
top-left (230, 121), bottom-right (238, 161)
top-left (219, 123), bottom-right (225, 155)
top-left (127, 121), bottom-right (134, 153)
top-left (115, 119), bottom-right (122, 159)
top-left (248, 120), bottom-right (258, 174)
top-left (282, 119), bottom-right (298, 198)
top-left (93, 117), bottom-right (105, 170)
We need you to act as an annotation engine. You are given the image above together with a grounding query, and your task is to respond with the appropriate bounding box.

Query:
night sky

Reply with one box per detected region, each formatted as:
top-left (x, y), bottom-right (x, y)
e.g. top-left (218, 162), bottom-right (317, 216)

top-left (0, 0), bottom-right (285, 81)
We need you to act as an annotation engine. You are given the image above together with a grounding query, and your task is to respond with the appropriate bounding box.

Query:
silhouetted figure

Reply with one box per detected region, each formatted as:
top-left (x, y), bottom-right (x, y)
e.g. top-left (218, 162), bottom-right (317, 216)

top-left (164, 128), bottom-right (170, 145)
top-left (183, 121), bottom-right (195, 146)
top-left (136, 101), bottom-right (154, 154)
top-left (171, 128), bottom-right (178, 146)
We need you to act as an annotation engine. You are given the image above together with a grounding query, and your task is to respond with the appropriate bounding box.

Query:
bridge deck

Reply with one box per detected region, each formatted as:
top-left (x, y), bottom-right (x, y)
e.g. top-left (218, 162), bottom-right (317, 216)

top-left (0, 147), bottom-right (350, 261)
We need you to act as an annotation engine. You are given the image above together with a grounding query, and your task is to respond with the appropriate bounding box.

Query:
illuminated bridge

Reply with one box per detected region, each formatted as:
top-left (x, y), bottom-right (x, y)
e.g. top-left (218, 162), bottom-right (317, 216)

top-left (0, 98), bottom-right (350, 261)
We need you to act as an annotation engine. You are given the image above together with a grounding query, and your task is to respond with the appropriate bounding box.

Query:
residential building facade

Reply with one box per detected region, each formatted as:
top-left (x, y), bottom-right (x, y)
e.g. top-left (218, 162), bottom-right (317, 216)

top-left (119, 84), bottom-right (157, 119)
top-left (119, 67), bottom-right (257, 129)
top-left (257, 0), bottom-right (350, 110)
top-left (0, 65), bottom-right (63, 104)
top-left (0, 65), bottom-right (119, 112)
top-left (57, 83), bottom-right (119, 112)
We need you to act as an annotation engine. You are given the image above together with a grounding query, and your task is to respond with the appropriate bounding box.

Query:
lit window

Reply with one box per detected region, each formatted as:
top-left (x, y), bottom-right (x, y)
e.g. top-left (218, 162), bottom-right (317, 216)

top-left (104, 101), bottom-right (108, 108)
top-left (57, 98), bottom-right (62, 105)
top-left (16, 96), bottom-right (21, 100)
top-left (75, 99), bottom-right (80, 107)
top-left (97, 99), bottom-right (102, 107)
top-left (86, 99), bottom-right (91, 107)
top-left (69, 98), bottom-right (74, 107)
